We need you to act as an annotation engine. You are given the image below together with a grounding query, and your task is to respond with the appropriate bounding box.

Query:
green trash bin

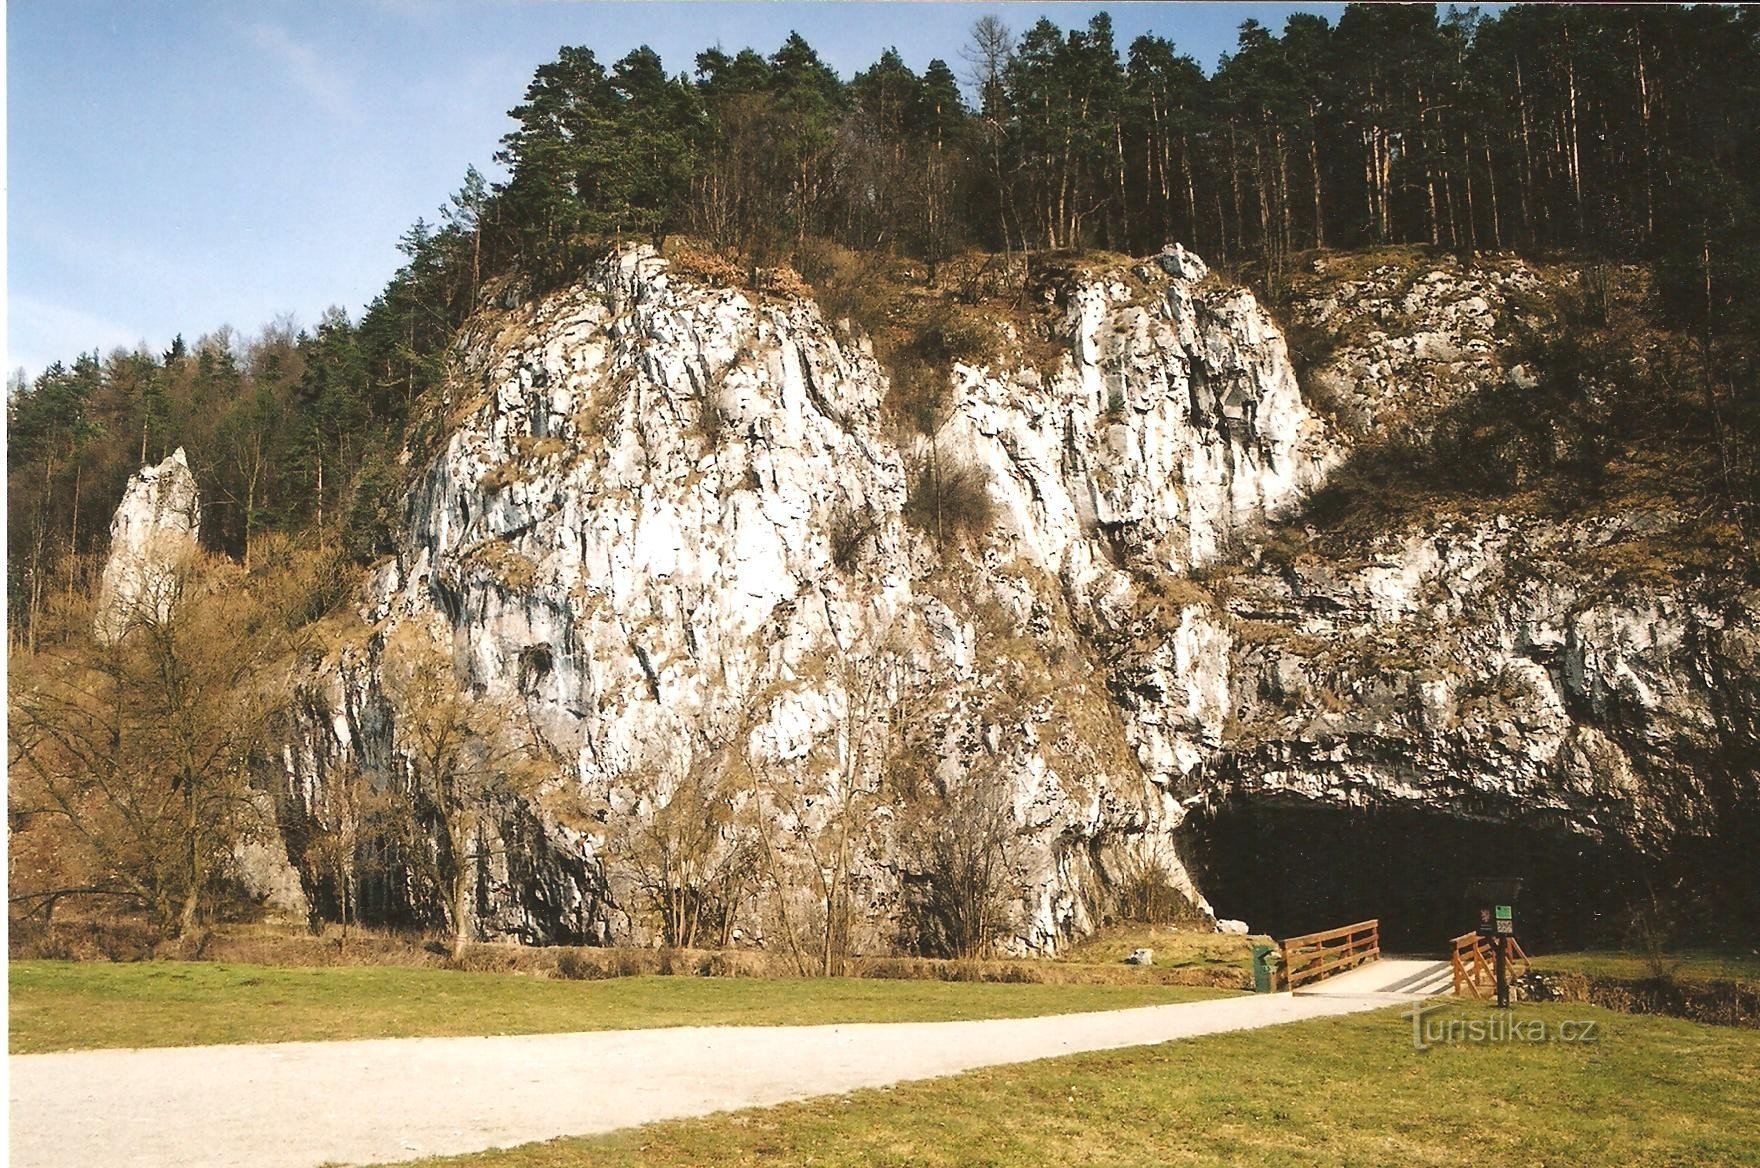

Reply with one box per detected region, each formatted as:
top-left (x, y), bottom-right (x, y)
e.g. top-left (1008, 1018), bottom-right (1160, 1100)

top-left (1252, 944), bottom-right (1278, 993)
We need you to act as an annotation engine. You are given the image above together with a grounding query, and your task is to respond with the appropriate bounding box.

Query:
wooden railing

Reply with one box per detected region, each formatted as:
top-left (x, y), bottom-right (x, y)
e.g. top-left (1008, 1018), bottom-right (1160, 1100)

top-left (1449, 931), bottom-right (1532, 997)
top-left (1278, 919), bottom-right (1380, 991)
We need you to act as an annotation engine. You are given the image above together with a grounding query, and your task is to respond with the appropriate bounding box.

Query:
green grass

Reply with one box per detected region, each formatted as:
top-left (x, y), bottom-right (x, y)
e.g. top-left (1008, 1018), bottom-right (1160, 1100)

top-left (6, 961), bottom-right (1232, 1054)
top-left (414, 1000), bottom-right (1760, 1167)
top-left (1532, 950), bottom-right (1760, 983)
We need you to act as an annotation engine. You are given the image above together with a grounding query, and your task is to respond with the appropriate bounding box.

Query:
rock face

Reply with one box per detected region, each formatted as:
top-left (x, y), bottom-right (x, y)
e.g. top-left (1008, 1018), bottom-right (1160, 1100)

top-left (1138, 255), bottom-right (1759, 946)
top-left (275, 244), bottom-right (1347, 953)
top-left (246, 245), bottom-right (1755, 953)
top-left (94, 447), bottom-right (201, 643)
top-left (87, 446), bottom-right (311, 919)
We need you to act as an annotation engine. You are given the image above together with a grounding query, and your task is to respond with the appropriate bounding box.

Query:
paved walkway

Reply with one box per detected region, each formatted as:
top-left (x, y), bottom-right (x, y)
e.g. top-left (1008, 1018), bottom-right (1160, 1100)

top-left (1296, 958), bottom-right (1454, 998)
top-left (10, 989), bottom-right (1408, 1168)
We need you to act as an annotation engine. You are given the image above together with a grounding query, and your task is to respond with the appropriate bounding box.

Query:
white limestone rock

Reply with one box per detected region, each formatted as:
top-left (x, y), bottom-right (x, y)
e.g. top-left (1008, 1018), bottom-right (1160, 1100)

top-left (94, 447), bottom-right (201, 643)
top-left (280, 244), bottom-right (1331, 953)
top-left (268, 244), bottom-right (1756, 955)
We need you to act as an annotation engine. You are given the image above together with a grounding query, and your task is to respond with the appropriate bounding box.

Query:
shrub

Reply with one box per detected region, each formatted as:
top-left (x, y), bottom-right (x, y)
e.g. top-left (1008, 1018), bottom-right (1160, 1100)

top-left (1112, 857), bottom-right (1203, 926)
top-left (904, 456), bottom-right (995, 546)
top-left (661, 237), bottom-right (744, 288)
top-left (912, 303), bottom-right (998, 370)
top-left (828, 505), bottom-right (876, 572)
top-left (886, 356), bottom-right (954, 437)
top-left (445, 945), bottom-right (519, 974)
top-left (796, 240), bottom-right (895, 335)
top-left (895, 767), bottom-right (1019, 960)
top-left (554, 948), bottom-right (605, 980)
top-left (246, 534), bottom-right (354, 631)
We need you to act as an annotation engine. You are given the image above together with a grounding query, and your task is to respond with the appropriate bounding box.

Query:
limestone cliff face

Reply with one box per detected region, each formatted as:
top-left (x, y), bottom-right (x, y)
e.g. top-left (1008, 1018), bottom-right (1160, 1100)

top-left (275, 244), bottom-right (1348, 951)
top-left (244, 245), bottom-right (1754, 950)
top-left (1118, 256), bottom-right (1757, 850)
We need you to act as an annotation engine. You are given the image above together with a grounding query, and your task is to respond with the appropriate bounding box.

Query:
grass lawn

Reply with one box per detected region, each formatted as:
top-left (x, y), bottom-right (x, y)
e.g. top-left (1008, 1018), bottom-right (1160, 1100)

top-left (1532, 950), bottom-right (1760, 983)
top-left (1056, 924), bottom-right (1268, 971)
top-left (414, 999), bottom-right (1760, 1168)
top-left (7, 961), bottom-right (1231, 1054)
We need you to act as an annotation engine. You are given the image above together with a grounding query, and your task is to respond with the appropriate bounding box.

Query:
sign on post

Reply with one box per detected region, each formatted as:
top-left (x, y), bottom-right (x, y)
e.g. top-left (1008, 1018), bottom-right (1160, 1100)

top-left (1494, 904), bottom-right (1514, 936)
top-left (1466, 878), bottom-right (1524, 1009)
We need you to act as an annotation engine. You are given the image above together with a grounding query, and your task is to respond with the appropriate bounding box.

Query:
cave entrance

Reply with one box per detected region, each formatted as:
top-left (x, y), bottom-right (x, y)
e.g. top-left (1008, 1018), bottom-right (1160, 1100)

top-left (1175, 793), bottom-right (1646, 953)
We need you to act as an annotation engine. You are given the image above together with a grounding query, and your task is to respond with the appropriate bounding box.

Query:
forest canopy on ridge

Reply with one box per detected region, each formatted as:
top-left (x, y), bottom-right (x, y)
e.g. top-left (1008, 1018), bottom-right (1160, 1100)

top-left (9, 4), bottom-right (1758, 635)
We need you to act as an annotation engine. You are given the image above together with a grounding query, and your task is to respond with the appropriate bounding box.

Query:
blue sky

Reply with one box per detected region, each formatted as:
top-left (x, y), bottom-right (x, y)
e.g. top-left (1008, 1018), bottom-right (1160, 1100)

top-left (8, 1), bottom-right (1353, 381)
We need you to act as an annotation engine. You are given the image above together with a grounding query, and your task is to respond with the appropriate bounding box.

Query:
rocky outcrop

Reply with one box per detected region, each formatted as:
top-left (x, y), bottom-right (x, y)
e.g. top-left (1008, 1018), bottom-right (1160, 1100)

top-left (242, 244), bottom-right (1756, 951)
top-left (1105, 255), bottom-right (1756, 853)
top-left (1289, 253), bottom-right (1542, 439)
top-left (1203, 514), bottom-right (1757, 840)
top-left (277, 243), bottom-right (1349, 953)
top-left (94, 447), bottom-right (200, 643)
top-left (87, 446), bottom-right (311, 919)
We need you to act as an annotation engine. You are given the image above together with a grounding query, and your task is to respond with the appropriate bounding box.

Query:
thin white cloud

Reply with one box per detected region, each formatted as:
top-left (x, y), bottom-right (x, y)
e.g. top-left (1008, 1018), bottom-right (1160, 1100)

top-left (364, 0), bottom-right (448, 18)
top-left (7, 293), bottom-right (149, 382)
top-left (241, 19), bottom-right (357, 121)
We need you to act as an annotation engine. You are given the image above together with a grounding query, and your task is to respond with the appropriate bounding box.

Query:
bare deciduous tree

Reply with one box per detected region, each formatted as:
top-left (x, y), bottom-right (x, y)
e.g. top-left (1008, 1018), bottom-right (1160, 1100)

top-left (604, 734), bottom-right (759, 950)
top-left (379, 621), bottom-right (560, 958)
top-left (9, 553), bottom-right (278, 937)
top-left (299, 755), bottom-right (395, 953)
top-left (896, 760), bottom-right (1020, 959)
top-left (744, 650), bottom-right (905, 976)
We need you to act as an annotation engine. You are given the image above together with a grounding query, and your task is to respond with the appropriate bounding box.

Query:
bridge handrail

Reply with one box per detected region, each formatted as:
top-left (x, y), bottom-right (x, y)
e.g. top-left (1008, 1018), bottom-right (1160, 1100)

top-left (1278, 918), bottom-right (1380, 991)
top-left (1449, 930), bottom-right (1532, 997)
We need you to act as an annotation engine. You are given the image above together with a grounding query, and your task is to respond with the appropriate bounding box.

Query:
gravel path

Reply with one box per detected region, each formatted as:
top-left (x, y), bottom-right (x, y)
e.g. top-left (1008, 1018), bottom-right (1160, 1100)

top-left (10, 990), bottom-right (1399, 1168)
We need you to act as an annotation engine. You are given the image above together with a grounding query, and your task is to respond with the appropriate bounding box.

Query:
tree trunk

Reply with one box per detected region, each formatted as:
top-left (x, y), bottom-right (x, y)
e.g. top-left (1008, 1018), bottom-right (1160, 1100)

top-left (1483, 134), bottom-right (1503, 248)
top-left (1113, 117), bottom-right (1131, 251)
top-left (1563, 18), bottom-right (1585, 240)
top-left (243, 455), bottom-right (258, 570)
top-left (451, 829), bottom-right (473, 960)
top-left (70, 458), bottom-right (82, 570)
top-left (340, 871), bottom-right (351, 955)
top-left (1461, 125), bottom-right (1479, 254)
top-left (1514, 54), bottom-right (1538, 242)
top-left (1275, 128), bottom-right (1293, 258)
top-left (1227, 122), bottom-right (1246, 251)
top-left (1179, 135), bottom-right (1199, 246)
top-left (179, 779), bottom-right (201, 938)
top-left (1307, 111), bottom-right (1325, 249)
top-left (1633, 22), bottom-right (1654, 242)
top-left (315, 446), bottom-right (325, 548)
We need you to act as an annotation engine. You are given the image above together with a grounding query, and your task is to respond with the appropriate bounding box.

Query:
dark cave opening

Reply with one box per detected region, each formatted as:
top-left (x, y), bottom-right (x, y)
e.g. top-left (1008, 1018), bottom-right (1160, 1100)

top-left (1175, 794), bottom-right (1652, 955)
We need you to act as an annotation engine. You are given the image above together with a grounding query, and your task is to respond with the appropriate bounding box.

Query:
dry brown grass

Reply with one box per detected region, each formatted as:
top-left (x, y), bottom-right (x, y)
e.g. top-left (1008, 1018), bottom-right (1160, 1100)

top-left (1058, 925), bottom-right (1268, 974)
top-left (851, 954), bottom-right (1249, 990)
top-left (10, 918), bottom-right (1251, 989)
top-left (659, 237), bottom-right (745, 288)
top-left (460, 539), bottom-right (539, 591)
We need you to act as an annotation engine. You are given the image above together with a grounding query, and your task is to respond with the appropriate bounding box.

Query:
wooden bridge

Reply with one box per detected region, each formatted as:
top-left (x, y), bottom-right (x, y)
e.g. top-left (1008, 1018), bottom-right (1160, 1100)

top-left (1447, 929), bottom-right (1532, 997)
top-left (1269, 918), bottom-right (1529, 998)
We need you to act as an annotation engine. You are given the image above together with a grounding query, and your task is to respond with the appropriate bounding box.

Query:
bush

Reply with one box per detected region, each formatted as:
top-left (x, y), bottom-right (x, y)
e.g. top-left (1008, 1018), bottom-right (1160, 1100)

top-left (445, 945), bottom-right (521, 974)
top-left (554, 948), bottom-right (605, 980)
top-left (1112, 858), bottom-right (1204, 927)
top-left (904, 456), bottom-right (996, 546)
top-left (912, 304), bottom-right (998, 370)
top-left (895, 767), bottom-right (1019, 960)
top-left (828, 505), bottom-right (876, 572)
top-left (886, 356), bottom-right (953, 437)
top-left (796, 240), bottom-right (894, 336)
top-left (246, 533), bottom-right (354, 631)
